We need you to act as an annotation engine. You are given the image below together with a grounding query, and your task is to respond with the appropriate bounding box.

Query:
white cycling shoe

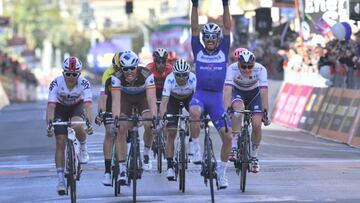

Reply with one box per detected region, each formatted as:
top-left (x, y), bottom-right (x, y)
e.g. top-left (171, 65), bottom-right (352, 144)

top-left (166, 168), bottom-right (176, 181)
top-left (102, 173), bottom-right (112, 186)
top-left (216, 165), bottom-right (229, 189)
top-left (192, 142), bottom-right (202, 164)
top-left (79, 145), bottom-right (90, 164)
top-left (57, 180), bottom-right (66, 196)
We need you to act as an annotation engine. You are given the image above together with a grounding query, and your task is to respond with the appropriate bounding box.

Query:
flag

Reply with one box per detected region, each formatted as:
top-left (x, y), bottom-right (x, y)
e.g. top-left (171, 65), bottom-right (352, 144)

top-left (315, 18), bottom-right (331, 34)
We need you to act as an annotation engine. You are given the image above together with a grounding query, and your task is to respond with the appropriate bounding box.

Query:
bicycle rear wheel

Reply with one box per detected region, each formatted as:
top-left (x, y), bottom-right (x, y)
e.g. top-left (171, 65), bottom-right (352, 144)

top-left (66, 141), bottom-right (77, 203)
top-left (179, 130), bottom-right (186, 192)
top-left (205, 136), bottom-right (215, 203)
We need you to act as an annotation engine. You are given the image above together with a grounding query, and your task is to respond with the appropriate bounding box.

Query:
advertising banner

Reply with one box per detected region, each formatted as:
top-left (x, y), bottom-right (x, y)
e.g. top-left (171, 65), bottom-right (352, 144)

top-left (298, 87), bottom-right (327, 131)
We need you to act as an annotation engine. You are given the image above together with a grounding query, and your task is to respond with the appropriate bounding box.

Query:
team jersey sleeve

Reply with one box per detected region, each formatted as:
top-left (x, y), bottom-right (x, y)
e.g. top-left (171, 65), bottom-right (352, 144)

top-left (162, 74), bottom-right (173, 97)
top-left (104, 77), bottom-right (112, 95)
top-left (220, 35), bottom-right (231, 58)
top-left (102, 67), bottom-right (113, 85)
top-left (224, 64), bottom-right (235, 86)
top-left (111, 75), bottom-right (121, 89)
top-left (80, 78), bottom-right (92, 103)
top-left (145, 74), bottom-right (155, 89)
top-left (190, 72), bottom-right (197, 91)
top-left (48, 78), bottom-right (59, 104)
top-left (258, 64), bottom-right (269, 88)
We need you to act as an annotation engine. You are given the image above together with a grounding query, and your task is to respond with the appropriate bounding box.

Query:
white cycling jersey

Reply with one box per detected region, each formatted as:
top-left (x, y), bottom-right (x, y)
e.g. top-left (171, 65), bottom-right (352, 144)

top-left (224, 62), bottom-right (268, 91)
top-left (162, 72), bottom-right (196, 99)
top-left (48, 75), bottom-right (92, 106)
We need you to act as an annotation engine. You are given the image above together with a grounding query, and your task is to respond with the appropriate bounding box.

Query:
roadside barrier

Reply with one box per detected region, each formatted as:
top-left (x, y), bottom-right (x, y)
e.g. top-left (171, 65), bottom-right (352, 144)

top-left (272, 83), bottom-right (360, 147)
top-left (0, 81), bottom-right (10, 110)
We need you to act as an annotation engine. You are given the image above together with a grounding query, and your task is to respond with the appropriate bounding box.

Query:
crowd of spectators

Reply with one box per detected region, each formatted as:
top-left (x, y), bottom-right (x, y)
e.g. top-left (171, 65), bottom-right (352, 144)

top-left (0, 50), bottom-right (38, 102)
top-left (231, 27), bottom-right (360, 89)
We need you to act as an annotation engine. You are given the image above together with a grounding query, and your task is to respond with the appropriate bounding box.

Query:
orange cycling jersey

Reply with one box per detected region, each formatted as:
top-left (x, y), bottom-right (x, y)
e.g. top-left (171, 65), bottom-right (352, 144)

top-left (146, 62), bottom-right (173, 90)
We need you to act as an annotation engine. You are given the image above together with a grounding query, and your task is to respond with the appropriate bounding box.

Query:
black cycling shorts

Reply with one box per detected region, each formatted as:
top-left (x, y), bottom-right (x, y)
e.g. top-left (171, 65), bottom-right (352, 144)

top-left (166, 94), bottom-right (193, 129)
top-left (54, 102), bottom-right (85, 136)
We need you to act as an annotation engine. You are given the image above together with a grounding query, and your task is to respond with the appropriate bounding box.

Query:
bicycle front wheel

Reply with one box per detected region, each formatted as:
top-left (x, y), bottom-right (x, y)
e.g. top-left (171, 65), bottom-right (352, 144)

top-left (179, 130), bottom-right (186, 193)
top-left (205, 136), bottom-right (215, 203)
top-left (157, 130), bottom-right (163, 173)
top-left (240, 136), bottom-right (249, 192)
top-left (131, 133), bottom-right (139, 203)
top-left (66, 141), bottom-right (77, 203)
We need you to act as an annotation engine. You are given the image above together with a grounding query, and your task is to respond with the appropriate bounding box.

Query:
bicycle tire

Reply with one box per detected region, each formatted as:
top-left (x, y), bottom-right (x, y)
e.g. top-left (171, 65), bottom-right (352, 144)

top-left (179, 130), bottom-right (186, 192)
top-left (113, 162), bottom-right (120, 196)
top-left (157, 129), bottom-right (163, 173)
top-left (240, 129), bottom-right (249, 192)
top-left (66, 141), bottom-right (77, 203)
top-left (132, 132), bottom-right (138, 203)
top-left (206, 135), bottom-right (215, 203)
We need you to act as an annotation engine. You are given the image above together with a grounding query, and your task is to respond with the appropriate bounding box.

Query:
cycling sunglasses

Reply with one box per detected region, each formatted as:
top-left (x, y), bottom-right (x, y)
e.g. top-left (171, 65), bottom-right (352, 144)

top-left (64, 72), bottom-right (80, 77)
top-left (174, 72), bottom-right (189, 78)
top-left (203, 33), bottom-right (219, 40)
top-left (240, 64), bottom-right (254, 70)
top-left (155, 58), bottom-right (166, 64)
top-left (122, 66), bottom-right (137, 72)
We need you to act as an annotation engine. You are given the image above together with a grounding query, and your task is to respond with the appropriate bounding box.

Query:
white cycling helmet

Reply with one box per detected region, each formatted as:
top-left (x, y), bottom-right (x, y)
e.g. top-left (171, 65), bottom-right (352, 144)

top-left (152, 48), bottom-right (168, 60)
top-left (238, 50), bottom-right (255, 65)
top-left (173, 59), bottom-right (191, 73)
top-left (202, 23), bottom-right (222, 37)
top-left (120, 50), bottom-right (139, 68)
top-left (63, 56), bottom-right (82, 72)
top-left (233, 48), bottom-right (247, 60)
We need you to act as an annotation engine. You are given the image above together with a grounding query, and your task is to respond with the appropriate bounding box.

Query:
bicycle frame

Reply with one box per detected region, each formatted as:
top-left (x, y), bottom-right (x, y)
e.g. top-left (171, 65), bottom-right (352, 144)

top-left (52, 121), bottom-right (86, 203)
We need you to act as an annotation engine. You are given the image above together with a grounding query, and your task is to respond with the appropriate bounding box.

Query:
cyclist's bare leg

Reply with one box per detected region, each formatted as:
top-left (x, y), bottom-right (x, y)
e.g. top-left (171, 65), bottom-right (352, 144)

top-left (71, 116), bottom-right (87, 142)
top-left (165, 128), bottom-right (177, 158)
top-left (251, 114), bottom-right (262, 156)
top-left (116, 120), bottom-right (129, 161)
top-left (189, 105), bottom-right (202, 139)
top-left (103, 125), bottom-right (113, 160)
top-left (231, 100), bottom-right (244, 138)
top-left (55, 134), bottom-right (67, 168)
top-left (218, 127), bottom-right (232, 162)
top-left (142, 111), bottom-right (154, 150)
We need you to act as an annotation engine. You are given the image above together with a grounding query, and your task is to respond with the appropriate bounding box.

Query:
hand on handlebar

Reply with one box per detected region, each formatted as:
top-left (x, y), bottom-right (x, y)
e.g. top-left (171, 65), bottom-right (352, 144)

top-left (46, 120), bottom-right (54, 137)
top-left (86, 118), bottom-right (94, 135)
top-left (262, 109), bottom-right (271, 126)
top-left (95, 111), bottom-right (104, 126)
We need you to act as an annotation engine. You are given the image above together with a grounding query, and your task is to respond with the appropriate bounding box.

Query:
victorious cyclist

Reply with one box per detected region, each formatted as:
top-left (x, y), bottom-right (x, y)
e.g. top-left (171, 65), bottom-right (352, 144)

top-left (146, 48), bottom-right (173, 101)
top-left (189, 0), bottom-right (232, 189)
top-left (111, 51), bottom-right (157, 185)
top-left (46, 56), bottom-right (93, 195)
top-left (95, 52), bottom-right (123, 186)
top-left (159, 59), bottom-right (197, 180)
top-left (224, 50), bottom-right (271, 173)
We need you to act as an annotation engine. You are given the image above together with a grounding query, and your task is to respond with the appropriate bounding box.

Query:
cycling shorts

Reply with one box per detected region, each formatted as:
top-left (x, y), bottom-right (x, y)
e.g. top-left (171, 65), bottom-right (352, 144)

top-left (232, 87), bottom-right (263, 113)
top-left (166, 94), bottom-right (193, 129)
top-left (54, 102), bottom-right (85, 136)
top-left (120, 92), bottom-right (149, 116)
top-left (189, 90), bottom-right (230, 130)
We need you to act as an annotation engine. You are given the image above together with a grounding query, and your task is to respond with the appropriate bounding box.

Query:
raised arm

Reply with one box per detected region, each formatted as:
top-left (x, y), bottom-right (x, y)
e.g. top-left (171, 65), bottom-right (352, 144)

top-left (222, 0), bottom-right (231, 35)
top-left (191, 0), bottom-right (200, 36)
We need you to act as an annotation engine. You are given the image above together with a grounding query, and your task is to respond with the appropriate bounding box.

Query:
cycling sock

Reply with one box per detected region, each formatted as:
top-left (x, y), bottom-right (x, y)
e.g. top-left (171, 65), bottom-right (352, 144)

top-left (251, 144), bottom-right (259, 157)
top-left (56, 168), bottom-right (64, 182)
top-left (143, 146), bottom-right (151, 156)
top-left (232, 136), bottom-right (237, 148)
top-left (105, 159), bottom-right (111, 173)
top-left (221, 161), bottom-right (228, 169)
top-left (80, 141), bottom-right (87, 150)
top-left (192, 137), bottom-right (200, 144)
top-left (167, 158), bottom-right (173, 169)
top-left (118, 160), bottom-right (126, 172)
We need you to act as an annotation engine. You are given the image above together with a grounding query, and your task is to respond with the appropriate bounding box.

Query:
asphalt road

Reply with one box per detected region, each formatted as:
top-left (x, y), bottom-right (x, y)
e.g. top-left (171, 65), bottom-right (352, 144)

top-left (0, 90), bottom-right (360, 202)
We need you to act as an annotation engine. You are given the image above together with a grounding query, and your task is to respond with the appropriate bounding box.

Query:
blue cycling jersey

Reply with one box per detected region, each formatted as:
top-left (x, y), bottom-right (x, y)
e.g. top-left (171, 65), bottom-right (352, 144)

top-left (191, 35), bottom-right (230, 92)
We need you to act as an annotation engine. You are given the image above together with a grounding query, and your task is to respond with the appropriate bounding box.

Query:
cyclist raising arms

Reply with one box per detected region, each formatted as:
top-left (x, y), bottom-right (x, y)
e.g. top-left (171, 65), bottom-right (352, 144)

top-left (146, 48), bottom-right (173, 101)
top-left (189, 0), bottom-right (232, 189)
top-left (224, 50), bottom-right (271, 173)
top-left (95, 52), bottom-right (122, 186)
top-left (46, 56), bottom-right (93, 195)
top-left (159, 59), bottom-right (197, 180)
top-left (111, 51), bottom-right (157, 185)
